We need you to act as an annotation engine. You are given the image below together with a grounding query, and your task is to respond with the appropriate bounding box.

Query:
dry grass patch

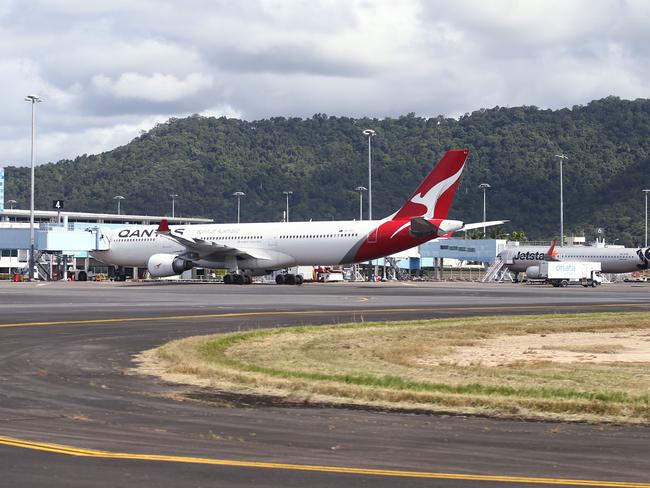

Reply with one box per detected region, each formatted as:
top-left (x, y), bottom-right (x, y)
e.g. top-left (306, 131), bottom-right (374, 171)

top-left (134, 312), bottom-right (650, 423)
top-left (540, 344), bottom-right (626, 354)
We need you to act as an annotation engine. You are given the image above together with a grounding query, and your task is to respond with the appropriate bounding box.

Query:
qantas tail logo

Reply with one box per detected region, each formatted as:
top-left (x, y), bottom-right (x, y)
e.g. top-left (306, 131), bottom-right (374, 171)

top-left (393, 149), bottom-right (468, 221)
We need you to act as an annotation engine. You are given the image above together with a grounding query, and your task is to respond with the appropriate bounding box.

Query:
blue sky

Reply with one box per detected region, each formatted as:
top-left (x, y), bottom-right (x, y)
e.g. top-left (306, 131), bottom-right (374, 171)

top-left (2, 0), bottom-right (649, 166)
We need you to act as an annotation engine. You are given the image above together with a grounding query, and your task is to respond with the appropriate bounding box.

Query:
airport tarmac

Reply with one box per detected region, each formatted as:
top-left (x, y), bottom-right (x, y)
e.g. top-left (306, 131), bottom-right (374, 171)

top-left (0, 280), bottom-right (649, 488)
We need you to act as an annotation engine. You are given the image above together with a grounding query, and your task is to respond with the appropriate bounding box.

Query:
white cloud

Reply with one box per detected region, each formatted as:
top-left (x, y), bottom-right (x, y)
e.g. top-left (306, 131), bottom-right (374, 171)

top-left (91, 72), bottom-right (214, 102)
top-left (1, 0), bottom-right (650, 166)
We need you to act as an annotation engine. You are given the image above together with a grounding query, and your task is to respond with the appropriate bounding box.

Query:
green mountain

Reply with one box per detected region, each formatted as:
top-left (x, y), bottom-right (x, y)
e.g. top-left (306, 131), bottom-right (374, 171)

top-left (4, 96), bottom-right (650, 246)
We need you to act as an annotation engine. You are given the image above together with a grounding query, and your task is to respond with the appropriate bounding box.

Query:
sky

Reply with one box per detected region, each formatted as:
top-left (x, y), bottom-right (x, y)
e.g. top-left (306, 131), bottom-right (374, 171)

top-left (1, 0), bottom-right (649, 167)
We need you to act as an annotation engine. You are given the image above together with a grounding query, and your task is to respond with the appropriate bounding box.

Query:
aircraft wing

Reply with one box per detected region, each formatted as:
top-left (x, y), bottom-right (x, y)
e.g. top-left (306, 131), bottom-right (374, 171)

top-left (156, 220), bottom-right (271, 261)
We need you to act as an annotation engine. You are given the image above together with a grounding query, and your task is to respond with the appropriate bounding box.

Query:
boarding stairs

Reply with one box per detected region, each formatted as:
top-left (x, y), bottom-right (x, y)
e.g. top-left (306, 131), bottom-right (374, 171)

top-left (349, 265), bottom-right (367, 282)
top-left (385, 257), bottom-right (410, 281)
top-left (34, 251), bottom-right (51, 281)
top-left (481, 257), bottom-right (515, 283)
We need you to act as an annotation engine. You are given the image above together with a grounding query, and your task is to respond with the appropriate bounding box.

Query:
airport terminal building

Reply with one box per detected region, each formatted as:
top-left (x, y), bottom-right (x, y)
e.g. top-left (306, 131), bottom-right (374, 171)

top-left (0, 208), bottom-right (213, 278)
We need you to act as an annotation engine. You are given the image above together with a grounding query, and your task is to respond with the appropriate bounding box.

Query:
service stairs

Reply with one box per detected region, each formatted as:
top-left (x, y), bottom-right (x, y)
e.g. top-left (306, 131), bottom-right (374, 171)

top-left (34, 251), bottom-right (52, 281)
top-left (385, 257), bottom-right (410, 281)
top-left (481, 257), bottom-right (514, 282)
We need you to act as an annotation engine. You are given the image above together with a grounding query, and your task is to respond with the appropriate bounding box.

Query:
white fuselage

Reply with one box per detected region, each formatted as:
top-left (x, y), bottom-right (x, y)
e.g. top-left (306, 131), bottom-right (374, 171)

top-left (92, 220), bottom-right (381, 271)
top-left (501, 246), bottom-right (650, 274)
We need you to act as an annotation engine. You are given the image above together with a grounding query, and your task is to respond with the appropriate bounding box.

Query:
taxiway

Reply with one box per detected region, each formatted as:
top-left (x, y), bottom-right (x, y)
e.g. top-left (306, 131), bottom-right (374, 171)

top-left (0, 281), bottom-right (648, 487)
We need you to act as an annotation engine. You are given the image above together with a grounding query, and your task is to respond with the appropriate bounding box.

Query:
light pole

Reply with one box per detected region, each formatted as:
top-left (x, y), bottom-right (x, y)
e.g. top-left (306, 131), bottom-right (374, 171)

top-left (478, 183), bottom-right (491, 237)
top-left (170, 193), bottom-right (179, 218)
top-left (362, 129), bottom-right (376, 220)
top-left (283, 191), bottom-right (293, 222)
top-left (25, 94), bottom-right (42, 281)
top-left (113, 195), bottom-right (125, 215)
top-left (642, 189), bottom-right (650, 247)
top-left (233, 191), bottom-right (245, 223)
top-left (7, 199), bottom-right (16, 210)
top-left (355, 186), bottom-right (367, 220)
top-left (555, 154), bottom-right (568, 247)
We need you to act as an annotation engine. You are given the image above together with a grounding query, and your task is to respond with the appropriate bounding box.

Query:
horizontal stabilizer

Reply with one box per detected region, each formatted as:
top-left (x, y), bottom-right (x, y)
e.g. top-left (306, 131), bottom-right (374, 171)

top-left (459, 220), bottom-right (509, 231)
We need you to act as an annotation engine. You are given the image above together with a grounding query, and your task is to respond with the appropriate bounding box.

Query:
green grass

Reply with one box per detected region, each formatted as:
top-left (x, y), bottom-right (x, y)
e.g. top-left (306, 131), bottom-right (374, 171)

top-left (139, 312), bottom-right (650, 423)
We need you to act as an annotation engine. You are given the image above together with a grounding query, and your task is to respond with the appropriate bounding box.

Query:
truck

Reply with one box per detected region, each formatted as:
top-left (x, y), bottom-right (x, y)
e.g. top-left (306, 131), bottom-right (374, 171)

top-left (539, 261), bottom-right (603, 288)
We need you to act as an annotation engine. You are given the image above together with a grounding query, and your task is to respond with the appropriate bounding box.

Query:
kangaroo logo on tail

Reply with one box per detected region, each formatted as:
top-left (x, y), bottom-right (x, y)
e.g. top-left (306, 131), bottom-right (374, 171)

top-left (392, 149), bottom-right (468, 221)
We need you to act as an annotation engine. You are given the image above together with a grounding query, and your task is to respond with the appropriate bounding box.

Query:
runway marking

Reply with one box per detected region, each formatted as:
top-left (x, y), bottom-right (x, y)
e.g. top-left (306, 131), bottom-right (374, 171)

top-left (0, 436), bottom-right (648, 487)
top-left (0, 303), bottom-right (649, 329)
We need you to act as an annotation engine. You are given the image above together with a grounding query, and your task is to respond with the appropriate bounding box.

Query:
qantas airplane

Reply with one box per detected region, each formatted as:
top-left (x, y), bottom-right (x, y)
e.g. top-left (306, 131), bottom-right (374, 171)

top-left (500, 240), bottom-right (650, 281)
top-left (92, 149), bottom-right (505, 284)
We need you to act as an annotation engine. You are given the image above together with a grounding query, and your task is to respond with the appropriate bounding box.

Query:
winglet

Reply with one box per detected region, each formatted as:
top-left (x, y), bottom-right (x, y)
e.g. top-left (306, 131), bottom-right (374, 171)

top-left (157, 219), bottom-right (170, 233)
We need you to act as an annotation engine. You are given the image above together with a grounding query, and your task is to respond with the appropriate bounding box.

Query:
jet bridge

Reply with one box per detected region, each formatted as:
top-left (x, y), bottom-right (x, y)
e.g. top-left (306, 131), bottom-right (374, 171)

top-left (0, 223), bottom-right (111, 280)
top-left (0, 223), bottom-right (108, 253)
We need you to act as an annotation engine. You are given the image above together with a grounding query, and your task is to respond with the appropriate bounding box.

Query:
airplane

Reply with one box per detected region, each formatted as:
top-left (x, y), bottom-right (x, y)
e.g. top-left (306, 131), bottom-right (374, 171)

top-left (499, 240), bottom-right (650, 281)
top-left (92, 149), bottom-right (507, 284)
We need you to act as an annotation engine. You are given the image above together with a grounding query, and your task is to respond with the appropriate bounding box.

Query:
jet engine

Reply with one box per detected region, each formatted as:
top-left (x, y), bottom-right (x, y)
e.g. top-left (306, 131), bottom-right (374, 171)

top-left (638, 247), bottom-right (650, 269)
top-left (147, 253), bottom-right (193, 278)
top-left (525, 265), bottom-right (541, 279)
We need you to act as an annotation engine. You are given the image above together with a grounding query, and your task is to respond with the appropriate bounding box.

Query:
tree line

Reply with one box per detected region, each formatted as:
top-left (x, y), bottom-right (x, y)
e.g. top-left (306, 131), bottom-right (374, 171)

top-left (4, 96), bottom-right (650, 246)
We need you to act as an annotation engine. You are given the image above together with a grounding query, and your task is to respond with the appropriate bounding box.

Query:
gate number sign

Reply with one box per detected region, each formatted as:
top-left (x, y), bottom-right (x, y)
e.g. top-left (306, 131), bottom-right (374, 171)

top-left (53, 200), bottom-right (64, 210)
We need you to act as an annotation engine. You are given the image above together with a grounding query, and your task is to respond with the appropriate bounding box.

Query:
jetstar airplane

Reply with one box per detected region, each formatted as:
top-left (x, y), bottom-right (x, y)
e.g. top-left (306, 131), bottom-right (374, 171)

top-left (499, 240), bottom-right (650, 281)
top-left (92, 149), bottom-right (506, 284)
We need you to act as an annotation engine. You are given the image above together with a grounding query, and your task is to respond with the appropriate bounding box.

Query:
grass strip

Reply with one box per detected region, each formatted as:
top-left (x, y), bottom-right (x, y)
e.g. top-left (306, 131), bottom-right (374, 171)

top-left (199, 327), bottom-right (648, 405)
top-left (140, 312), bottom-right (650, 422)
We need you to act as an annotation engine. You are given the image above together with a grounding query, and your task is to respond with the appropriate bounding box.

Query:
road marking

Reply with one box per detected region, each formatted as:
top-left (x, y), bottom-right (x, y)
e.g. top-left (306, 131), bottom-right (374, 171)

top-left (0, 435), bottom-right (647, 487)
top-left (0, 303), bottom-right (648, 329)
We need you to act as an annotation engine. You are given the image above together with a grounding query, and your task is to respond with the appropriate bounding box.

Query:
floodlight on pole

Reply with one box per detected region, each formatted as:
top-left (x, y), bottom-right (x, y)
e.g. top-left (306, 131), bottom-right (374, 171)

top-left (25, 94), bottom-right (42, 281)
top-left (7, 199), bottom-right (17, 210)
top-left (283, 191), bottom-right (293, 222)
top-left (642, 189), bottom-right (650, 247)
top-left (233, 191), bottom-right (245, 223)
top-left (362, 129), bottom-right (376, 221)
top-left (554, 154), bottom-right (568, 247)
top-left (355, 186), bottom-right (367, 221)
top-left (478, 183), bottom-right (491, 237)
top-left (169, 194), bottom-right (179, 218)
top-left (113, 195), bottom-right (125, 215)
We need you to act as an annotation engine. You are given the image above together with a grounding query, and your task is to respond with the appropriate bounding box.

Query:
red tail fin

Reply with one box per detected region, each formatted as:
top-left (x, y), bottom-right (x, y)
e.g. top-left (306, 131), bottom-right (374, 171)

top-left (157, 219), bottom-right (170, 233)
top-left (546, 240), bottom-right (559, 260)
top-left (392, 149), bottom-right (469, 221)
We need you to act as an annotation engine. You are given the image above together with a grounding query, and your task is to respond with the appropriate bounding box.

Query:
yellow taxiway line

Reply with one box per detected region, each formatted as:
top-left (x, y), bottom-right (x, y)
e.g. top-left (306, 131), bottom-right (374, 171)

top-left (0, 303), bottom-right (649, 329)
top-left (0, 435), bottom-right (648, 487)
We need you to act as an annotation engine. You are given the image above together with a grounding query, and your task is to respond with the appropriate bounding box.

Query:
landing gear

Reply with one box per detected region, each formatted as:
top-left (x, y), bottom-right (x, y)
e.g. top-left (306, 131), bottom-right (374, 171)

top-left (275, 273), bottom-right (303, 285)
top-left (224, 273), bottom-right (252, 285)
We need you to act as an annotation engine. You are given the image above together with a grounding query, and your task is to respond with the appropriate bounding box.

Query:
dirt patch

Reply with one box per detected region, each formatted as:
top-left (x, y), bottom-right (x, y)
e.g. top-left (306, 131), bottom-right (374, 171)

top-left (420, 329), bottom-right (650, 367)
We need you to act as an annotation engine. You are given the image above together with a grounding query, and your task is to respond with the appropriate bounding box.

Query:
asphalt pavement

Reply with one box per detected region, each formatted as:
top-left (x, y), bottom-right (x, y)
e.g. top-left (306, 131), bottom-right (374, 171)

top-left (0, 280), bottom-right (648, 488)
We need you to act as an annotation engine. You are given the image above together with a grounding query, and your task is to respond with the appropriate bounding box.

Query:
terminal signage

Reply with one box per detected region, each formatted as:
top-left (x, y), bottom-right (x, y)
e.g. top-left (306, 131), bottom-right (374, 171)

top-left (53, 199), bottom-right (64, 210)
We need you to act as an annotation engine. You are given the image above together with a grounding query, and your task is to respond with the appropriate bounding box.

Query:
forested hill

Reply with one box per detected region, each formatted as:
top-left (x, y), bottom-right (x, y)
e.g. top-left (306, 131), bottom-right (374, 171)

top-left (5, 96), bottom-right (650, 245)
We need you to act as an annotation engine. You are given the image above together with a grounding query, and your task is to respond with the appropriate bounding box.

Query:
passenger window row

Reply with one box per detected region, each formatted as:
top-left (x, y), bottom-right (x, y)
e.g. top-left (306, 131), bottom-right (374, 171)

top-left (279, 233), bottom-right (359, 239)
